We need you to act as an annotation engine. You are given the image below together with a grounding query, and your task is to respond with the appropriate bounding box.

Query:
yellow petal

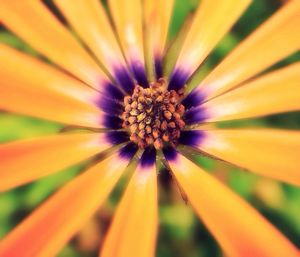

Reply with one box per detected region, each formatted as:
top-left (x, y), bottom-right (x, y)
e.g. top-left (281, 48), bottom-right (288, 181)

top-left (0, 152), bottom-right (131, 257)
top-left (0, 133), bottom-right (109, 191)
top-left (108, 0), bottom-right (148, 86)
top-left (54, 0), bottom-right (128, 75)
top-left (199, 129), bottom-right (300, 185)
top-left (0, 0), bottom-right (107, 87)
top-left (199, 0), bottom-right (300, 100)
top-left (203, 62), bottom-right (300, 122)
top-left (168, 153), bottom-right (299, 257)
top-left (173, 0), bottom-right (251, 77)
top-left (144, 0), bottom-right (174, 78)
top-left (100, 162), bottom-right (158, 257)
top-left (0, 44), bottom-right (103, 127)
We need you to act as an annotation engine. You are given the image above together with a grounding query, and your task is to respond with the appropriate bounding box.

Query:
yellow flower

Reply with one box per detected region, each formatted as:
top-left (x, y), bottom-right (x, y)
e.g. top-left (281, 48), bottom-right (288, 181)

top-left (0, 0), bottom-right (300, 256)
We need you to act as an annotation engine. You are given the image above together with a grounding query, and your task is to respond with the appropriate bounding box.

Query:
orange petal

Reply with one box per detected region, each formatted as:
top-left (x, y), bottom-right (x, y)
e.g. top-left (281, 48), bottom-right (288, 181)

top-left (0, 152), bottom-right (131, 257)
top-left (100, 162), bottom-right (158, 257)
top-left (0, 0), bottom-right (107, 87)
top-left (203, 62), bottom-right (300, 122)
top-left (108, 0), bottom-right (148, 86)
top-left (168, 153), bottom-right (300, 257)
top-left (54, 0), bottom-right (128, 75)
top-left (0, 44), bottom-right (104, 127)
top-left (0, 133), bottom-right (110, 191)
top-left (144, 0), bottom-right (174, 78)
top-left (199, 0), bottom-right (300, 100)
top-left (198, 129), bottom-right (300, 185)
top-left (173, 0), bottom-right (251, 76)
top-left (108, 0), bottom-right (143, 62)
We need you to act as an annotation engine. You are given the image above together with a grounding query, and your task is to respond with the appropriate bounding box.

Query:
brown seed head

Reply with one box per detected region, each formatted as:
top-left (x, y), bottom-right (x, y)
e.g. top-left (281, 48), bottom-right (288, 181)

top-left (122, 80), bottom-right (186, 150)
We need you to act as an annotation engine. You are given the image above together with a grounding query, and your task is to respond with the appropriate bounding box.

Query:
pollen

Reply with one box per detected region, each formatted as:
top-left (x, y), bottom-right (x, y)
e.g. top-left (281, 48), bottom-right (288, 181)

top-left (121, 79), bottom-right (186, 150)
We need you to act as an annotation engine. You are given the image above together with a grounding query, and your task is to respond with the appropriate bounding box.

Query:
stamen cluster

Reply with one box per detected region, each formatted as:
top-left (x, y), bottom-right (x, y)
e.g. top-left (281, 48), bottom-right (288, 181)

top-left (121, 79), bottom-right (186, 149)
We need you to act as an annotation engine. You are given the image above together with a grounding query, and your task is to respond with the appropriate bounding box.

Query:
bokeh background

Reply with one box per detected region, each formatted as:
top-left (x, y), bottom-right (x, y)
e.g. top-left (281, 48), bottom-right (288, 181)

top-left (0, 0), bottom-right (300, 256)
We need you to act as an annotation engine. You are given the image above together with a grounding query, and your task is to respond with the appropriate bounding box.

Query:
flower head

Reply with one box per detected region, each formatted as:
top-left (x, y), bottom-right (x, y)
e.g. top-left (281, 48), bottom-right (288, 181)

top-left (0, 0), bottom-right (300, 257)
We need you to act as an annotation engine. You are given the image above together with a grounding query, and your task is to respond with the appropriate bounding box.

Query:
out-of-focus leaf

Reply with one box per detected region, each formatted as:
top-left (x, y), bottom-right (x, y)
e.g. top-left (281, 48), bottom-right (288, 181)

top-left (0, 113), bottom-right (62, 143)
top-left (228, 169), bottom-right (258, 199)
top-left (58, 245), bottom-right (81, 257)
top-left (0, 31), bottom-right (37, 55)
top-left (0, 192), bottom-right (19, 237)
top-left (23, 165), bottom-right (82, 208)
top-left (168, 0), bottom-right (199, 39)
top-left (160, 204), bottom-right (194, 239)
top-left (194, 156), bottom-right (216, 172)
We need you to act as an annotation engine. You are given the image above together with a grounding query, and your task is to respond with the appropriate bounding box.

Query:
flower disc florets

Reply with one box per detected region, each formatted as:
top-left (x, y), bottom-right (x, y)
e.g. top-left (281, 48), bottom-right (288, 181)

top-left (121, 79), bottom-right (186, 150)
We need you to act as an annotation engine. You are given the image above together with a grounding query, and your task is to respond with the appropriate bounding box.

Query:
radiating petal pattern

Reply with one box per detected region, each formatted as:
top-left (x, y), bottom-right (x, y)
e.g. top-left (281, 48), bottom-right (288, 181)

top-left (191, 129), bottom-right (300, 185)
top-left (194, 63), bottom-right (300, 123)
top-left (194, 0), bottom-right (300, 101)
top-left (0, 0), bottom-right (299, 256)
top-left (0, 151), bottom-right (133, 257)
top-left (54, 0), bottom-right (135, 92)
top-left (101, 148), bottom-right (158, 257)
top-left (108, 0), bottom-right (148, 87)
top-left (0, 0), bottom-right (107, 87)
top-left (0, 44), bottom-right (105, 127)
top-left (169, 0), bottom-right (251, 91)
top-left (0, 133), bottom-right (110, 191)
top-left (166, 152), bottom-right (300, 257)
top-left (144, 0), bottom-right (174, 79)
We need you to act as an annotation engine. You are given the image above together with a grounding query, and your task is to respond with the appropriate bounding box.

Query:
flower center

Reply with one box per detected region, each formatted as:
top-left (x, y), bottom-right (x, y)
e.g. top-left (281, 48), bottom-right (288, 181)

top-left (121, 79), bottom-right (186, 150)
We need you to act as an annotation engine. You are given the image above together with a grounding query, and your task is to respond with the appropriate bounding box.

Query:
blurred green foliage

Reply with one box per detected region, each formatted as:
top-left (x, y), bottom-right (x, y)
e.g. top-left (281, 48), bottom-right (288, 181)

top-left (0, 0), bottom-right (300, 256)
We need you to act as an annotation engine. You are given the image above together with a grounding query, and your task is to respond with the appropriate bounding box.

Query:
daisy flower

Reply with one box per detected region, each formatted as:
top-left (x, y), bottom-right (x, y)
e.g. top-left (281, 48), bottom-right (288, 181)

top-left (0, 0), bottom-right (300, 256)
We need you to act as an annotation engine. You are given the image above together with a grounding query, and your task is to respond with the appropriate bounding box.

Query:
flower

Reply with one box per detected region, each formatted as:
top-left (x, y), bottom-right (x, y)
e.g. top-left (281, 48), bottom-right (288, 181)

top-left (0, 0), bottom-right (299, 256)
